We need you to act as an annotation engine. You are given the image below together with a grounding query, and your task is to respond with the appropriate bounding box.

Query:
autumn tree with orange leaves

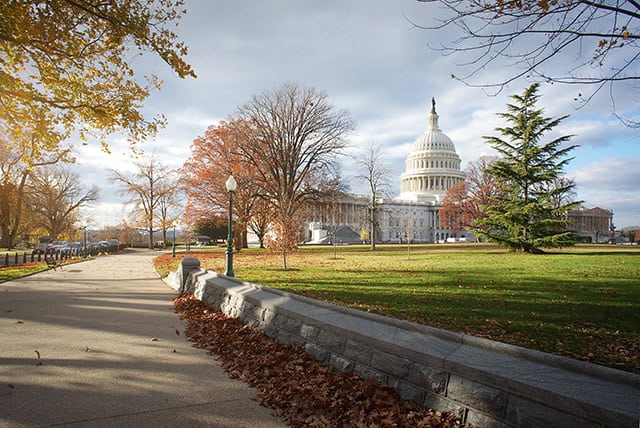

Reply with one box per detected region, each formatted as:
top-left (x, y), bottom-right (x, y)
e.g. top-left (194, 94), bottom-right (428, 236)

top-left (181, 120), bottom-right (265, 249)
top-left (439, 156), bottom-right (501, 236)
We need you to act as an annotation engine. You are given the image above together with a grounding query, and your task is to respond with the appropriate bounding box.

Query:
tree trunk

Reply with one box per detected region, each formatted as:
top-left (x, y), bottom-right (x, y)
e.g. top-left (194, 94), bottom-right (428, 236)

top-left (7, 175), bottom-right (29, 251)
top-left (234, 228), bottom-right (242, 251)
top-left (282, 248), bottom-right (288, 270)
top-left (0, 224), bottom-right (9, 248)
top-left (370, 205), bottom-right (377, 251)
top-left (148, 224), bottom-right (154, 249)
top-left (0, 185), bottom-right (11, 248)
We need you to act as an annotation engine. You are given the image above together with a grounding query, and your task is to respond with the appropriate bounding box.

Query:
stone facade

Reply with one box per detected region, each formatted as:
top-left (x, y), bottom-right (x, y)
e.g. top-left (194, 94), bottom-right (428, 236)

top-left (567, 206), bottom-right (614, 243)
top-left (306, 99), bottom-right (469, 244)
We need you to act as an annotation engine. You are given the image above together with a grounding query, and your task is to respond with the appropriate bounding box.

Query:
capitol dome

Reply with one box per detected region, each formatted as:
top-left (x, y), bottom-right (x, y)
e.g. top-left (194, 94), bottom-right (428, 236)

top-left (398, 99), bottom-right (465, 203)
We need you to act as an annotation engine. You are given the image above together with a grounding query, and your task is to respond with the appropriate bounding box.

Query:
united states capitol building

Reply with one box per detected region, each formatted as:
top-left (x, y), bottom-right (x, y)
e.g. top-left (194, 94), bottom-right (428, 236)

top-left (303, 99), bottom-right (616, 245)
top-left (305, 100), bottom-right (468, 244)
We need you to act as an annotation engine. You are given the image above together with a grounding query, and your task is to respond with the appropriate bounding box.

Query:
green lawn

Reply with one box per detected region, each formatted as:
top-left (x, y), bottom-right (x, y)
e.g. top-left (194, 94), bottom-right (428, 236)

top-left (0, 262), bottom-right (49, 282)
top-left (166, 243), bottom-right (637, 374)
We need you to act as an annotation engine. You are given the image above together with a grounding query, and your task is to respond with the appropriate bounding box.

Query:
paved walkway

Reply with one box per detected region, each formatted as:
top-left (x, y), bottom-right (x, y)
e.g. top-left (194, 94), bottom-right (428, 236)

top-left (0, 251), bottom-right (286, 428)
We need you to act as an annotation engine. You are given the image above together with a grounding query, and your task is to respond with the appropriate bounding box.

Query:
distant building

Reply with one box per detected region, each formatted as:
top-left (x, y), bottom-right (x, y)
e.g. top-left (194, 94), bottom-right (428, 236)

top-left (566, 206), bottom-right (614, 243)
top-left (306, 99), bottom-right (468, 244)
top-left (296, 100), bottom-right (617, 246)
top-left (194, 235), bottom-right (212, 245)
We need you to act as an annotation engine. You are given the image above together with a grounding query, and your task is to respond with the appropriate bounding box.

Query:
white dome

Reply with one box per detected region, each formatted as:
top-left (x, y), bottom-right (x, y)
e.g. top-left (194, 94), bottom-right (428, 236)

top-left (412, 131), bottom-right (456, 152)
top-left (411, 100), bottom-right (456, 153)
top-left (398, 99), bottom-right (465, 203)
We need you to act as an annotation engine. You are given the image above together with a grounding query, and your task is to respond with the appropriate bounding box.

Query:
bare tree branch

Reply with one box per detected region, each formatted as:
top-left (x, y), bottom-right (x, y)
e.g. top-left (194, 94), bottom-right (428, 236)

top-left (109, 154), bottom-right (174, 249)
top-left (414, 0), bottom-right (640, 126)
top-left (352, 141), bottom-right (394, 250)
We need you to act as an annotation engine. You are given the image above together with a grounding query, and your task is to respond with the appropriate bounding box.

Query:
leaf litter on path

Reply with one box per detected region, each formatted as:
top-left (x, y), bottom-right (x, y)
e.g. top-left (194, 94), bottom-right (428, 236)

top-left (174, 294), bottom-right (470, 428)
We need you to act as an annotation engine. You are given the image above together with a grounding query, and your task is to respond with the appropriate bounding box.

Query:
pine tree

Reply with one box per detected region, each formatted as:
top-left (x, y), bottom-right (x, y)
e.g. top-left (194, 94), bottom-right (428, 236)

top-left (476, 84), bottom-right (581, 253)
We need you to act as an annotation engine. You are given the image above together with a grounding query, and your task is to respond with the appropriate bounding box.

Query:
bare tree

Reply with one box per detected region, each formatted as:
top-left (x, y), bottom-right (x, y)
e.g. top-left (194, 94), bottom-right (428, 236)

top-left (156, 173), bottom-right (182, 248)
top-left (352, 142), bottom-right (393, 251)
top-left (113, 221), bottom-right (137, 248)
top-left (234, 82), bottom-right (354, 268)
top-left (109, 155), bottom-right (174, 249)
top-left (29, 166), bottom-right (99, 239)
top-left (415, 0), bottom-right (640, 126)
top-left (403, 217), bottom-right (417, 260)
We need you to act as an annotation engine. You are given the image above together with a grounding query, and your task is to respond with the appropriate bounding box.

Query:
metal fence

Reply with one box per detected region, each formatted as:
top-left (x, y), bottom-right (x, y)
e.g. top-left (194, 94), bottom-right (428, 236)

top-left (0, 245), bottom-right (121, 268)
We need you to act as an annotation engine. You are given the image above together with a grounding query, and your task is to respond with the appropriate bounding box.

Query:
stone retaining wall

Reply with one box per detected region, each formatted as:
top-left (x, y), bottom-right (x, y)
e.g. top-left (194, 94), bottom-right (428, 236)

top-left (167, 261), bottom-right (639, 428)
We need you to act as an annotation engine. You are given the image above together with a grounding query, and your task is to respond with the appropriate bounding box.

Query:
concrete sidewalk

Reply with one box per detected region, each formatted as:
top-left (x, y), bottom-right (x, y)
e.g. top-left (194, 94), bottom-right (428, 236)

top-left (0, 251), bottom-right (286, 428)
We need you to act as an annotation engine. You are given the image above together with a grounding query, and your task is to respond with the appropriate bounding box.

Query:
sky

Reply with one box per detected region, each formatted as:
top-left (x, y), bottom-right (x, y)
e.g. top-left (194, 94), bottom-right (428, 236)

top-left (75, 0), bottom-right (640, 229)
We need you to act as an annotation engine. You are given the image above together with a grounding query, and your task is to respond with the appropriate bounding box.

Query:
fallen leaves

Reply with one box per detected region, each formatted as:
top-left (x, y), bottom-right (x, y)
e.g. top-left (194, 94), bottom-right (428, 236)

top-left (174, 294), bottom-right (468, 428)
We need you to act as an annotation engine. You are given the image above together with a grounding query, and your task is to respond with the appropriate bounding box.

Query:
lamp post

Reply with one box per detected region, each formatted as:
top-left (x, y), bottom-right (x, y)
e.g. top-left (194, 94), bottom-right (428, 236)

top-left (224, 174), bottom-right (237, 277)
top-left (171, 224), bottom-right (176, 257)
top-left (82, 226), bottom-right (87, 258)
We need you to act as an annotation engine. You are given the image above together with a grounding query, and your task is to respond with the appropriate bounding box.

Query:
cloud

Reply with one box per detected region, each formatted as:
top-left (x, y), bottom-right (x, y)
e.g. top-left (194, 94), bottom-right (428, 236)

top-left (58, 0), bottom-right (636, 229)
top-left (570, 158), bottom-right (640, 226)
top-left (79, 203), bottom-right (132, 229)
top-left (571, 157), bottom-right (640, 192)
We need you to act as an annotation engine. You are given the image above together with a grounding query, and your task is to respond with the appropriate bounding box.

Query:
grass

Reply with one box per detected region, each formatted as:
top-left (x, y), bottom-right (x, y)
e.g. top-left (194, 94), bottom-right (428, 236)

top-left (0, 262), bottom-right (49, 282)
top-left (0, 255), bottom-right (90, 283)
top-left (155, 244), bottom-right (640, 373)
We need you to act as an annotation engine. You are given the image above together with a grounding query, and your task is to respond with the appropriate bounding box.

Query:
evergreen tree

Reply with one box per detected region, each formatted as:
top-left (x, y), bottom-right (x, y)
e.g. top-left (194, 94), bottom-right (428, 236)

top-left (476, 84), bottom-right (581, 253)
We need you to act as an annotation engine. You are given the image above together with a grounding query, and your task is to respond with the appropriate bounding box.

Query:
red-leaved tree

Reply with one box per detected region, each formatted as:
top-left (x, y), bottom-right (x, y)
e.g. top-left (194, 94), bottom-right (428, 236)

top-left (181, 120), bottom-right (266, 248)
top-left (439, 156), bottom-right (501, 236)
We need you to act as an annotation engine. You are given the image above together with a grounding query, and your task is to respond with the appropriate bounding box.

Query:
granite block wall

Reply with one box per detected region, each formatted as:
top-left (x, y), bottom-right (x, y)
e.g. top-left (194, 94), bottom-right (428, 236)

top-left (170, 264), bottom-right (639, 428)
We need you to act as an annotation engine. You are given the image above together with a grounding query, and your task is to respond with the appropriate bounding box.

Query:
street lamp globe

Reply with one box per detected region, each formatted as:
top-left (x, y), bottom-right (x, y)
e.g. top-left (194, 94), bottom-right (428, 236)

top-left (225, 174), bottom-right (237, 192)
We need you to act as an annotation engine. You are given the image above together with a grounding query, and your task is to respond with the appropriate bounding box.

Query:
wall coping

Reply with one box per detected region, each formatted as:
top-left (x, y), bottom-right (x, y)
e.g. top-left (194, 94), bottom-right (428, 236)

top-left (165, 267), bottom-right (639, 427)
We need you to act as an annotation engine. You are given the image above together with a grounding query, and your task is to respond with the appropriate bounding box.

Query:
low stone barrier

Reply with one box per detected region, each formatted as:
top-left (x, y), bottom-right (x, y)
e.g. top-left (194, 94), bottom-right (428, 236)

top-left (166, 261), bottom-right (639, 428)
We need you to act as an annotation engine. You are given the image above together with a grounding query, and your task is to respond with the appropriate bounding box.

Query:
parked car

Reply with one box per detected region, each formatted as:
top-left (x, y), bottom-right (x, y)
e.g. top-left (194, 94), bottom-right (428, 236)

top-left (51, 240), bottom-right (70, 253)
top-left (32, 243), bottom-right (54, 255)
top-left (96, 241), bottom-right (109, 252)
top-left (107, 239), bottom-right (120, 251)
top-left (69, 241), bottom-right (84, 255)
